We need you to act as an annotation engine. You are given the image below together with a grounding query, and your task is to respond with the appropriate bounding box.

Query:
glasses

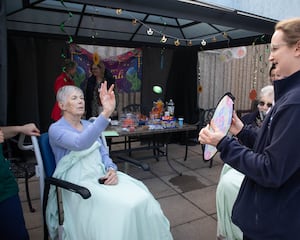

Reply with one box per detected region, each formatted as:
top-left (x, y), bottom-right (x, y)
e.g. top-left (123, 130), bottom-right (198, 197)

top-left (259, 101), bottom-right (272, 108)
top-left (270, 43), bottom-right (288, 52)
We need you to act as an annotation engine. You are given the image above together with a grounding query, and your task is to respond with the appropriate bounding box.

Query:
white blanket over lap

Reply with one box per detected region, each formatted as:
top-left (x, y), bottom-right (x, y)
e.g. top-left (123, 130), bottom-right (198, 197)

top-left (46, 142), bottom-right (173, 240)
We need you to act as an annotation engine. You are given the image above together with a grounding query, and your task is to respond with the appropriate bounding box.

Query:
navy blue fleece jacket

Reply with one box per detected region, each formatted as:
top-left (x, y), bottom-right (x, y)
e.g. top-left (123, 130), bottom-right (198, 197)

top-left (217, 70), bottom-right (300, 239)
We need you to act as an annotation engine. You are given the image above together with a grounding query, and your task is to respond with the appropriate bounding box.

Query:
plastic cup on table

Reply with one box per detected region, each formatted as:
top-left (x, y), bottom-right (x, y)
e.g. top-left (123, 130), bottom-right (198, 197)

top-left (178, 118), bottom-right (184, 127)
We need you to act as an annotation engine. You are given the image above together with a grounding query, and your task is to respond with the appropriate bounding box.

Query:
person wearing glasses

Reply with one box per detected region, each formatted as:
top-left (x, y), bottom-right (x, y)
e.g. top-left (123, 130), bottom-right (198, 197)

top-left (242, 85), bottom-right (274, 128)
top-left (200, 17), bottom-right (300, 239)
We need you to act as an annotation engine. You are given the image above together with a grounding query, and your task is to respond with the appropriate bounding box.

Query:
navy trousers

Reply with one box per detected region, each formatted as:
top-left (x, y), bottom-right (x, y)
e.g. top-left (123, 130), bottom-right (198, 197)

top-left (0, 194), bottom-right (29, 240)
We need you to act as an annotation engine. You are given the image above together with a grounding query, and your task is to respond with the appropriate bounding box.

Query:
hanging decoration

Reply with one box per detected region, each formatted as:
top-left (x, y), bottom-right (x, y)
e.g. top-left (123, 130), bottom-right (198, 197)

top-left (249, 44), bottom-right (259, 100)
top-left (115, 9), bottom-right (122, 15)
top-left (132, 19), bottom-right (137, 25)
top-left (198, 85), bottom-right (203, 93)
top-left (249, 89), bottom-right (257, 101)
top-left (232, 47), bottom-right (247, 59)
top-left (93, 52), bottom-right (100, 65)
top-left (90, 15), bottom-right (98, 39)
top-left (160, 35), bottom-right (168, 43)
top-left (219, 46), bottom-right (247, 62)
top-left (174, 39), bottom-right (180, 46)
top-left (248, 36), bottom-right (270, 98)
top-left (112, 8), bottom-right (234, 47)
top-left (59, 3), bottom-right (73, 44)
top-left (147, 28), bottom-right (154, 36)
top-left (59, 0), bottom-right (74, 61)
top-left (220, 49), bottom-right (233, 62)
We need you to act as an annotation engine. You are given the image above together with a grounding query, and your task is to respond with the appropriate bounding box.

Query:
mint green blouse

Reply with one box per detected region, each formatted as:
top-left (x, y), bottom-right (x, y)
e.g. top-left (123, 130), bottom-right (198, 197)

top-left (0, 144), bottom-right (18, 203)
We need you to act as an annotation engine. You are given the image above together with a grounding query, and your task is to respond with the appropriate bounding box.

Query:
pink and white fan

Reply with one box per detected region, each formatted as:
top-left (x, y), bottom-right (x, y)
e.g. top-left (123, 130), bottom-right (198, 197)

top-left (203, 92), bottom-right (235, 161)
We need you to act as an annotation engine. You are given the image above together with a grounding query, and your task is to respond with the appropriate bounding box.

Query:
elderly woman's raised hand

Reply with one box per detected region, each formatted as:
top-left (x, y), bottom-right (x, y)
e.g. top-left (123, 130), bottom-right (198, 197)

top-left (99, 81), bottom-right (116, 119)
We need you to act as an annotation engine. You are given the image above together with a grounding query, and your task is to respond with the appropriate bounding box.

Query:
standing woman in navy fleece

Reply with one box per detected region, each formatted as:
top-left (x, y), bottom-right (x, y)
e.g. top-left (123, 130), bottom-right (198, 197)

top-left (199, 17), bottom-right (300, 240)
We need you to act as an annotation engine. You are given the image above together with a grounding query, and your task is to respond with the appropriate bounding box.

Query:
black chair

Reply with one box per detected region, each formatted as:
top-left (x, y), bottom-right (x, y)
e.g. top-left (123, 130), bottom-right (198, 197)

top-left (121, 104), bottom-right (152, 155)
top-left (122, 104), bottom-right (142, 113)
top-left (17, 133), bottom-right (91, 240)
top-left (3, 137), bottom-right (36, 212)
top-left (195, 108), bottom-right (216, 168)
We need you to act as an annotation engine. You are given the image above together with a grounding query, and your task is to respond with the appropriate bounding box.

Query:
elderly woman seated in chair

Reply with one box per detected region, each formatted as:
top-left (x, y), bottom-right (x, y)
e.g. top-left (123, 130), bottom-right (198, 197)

top-left (47, 82), bottom-right (173, 240)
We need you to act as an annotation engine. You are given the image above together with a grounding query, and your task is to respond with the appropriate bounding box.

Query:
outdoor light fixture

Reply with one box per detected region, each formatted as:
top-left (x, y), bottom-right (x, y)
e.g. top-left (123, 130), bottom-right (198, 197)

top-left (222, 32), bottom-right (228, 38)
top-left (116, 9), bottom-right (122, 15)
top-left (147, 28), bottom-right (154, 35)
top-left (201, 39), bottom-right (207, 46)
top-left (174, 39), bottom-right (180, 46)
top-left (187, 40), bottom-right (193, 46)
top-left (132, 19), bottom-right (137, 25)
top-left (161, 35), bottom-right (167, 43)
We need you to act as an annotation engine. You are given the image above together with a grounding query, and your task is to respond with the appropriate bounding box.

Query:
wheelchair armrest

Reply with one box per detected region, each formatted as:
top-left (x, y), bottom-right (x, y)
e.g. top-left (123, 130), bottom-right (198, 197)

top-left (116, 155), bottom-right (150, 171)
top-left (45, 177), bottom-right (91, 199)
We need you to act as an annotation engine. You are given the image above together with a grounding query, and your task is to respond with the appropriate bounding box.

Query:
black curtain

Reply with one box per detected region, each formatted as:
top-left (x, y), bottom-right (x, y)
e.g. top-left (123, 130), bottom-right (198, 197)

top-left (7, 36), bottom-right (67, 132)
top-left (0, 0), bottom-right (7, 125)
top-left (141, 47), bottom-right (173, 115)
top-left (165, 48), bottom-right (199, 124)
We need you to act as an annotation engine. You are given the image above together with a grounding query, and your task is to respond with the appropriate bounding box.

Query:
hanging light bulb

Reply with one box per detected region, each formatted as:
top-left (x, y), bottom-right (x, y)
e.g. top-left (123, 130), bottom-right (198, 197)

top-left (187, 40), bottom-right (193, 46)
top-left (147, 28), bottom-right (154, 36)
top-left (132, 19), bottom-right (137, 25)
top-left (161, 35), bottom-right (167, 43)
top-left (212, 36), bottom-right (217, 42)
top-left (116, 9), bottom-right (122, 15)
top-left (91, 31), bottom-right (98, 39)
top-left (174, 39), bottom-right (180, 46)
top-left (222, 32), bottom-right (228, 38)
top-left (201, 39), bottom-right (207, 46)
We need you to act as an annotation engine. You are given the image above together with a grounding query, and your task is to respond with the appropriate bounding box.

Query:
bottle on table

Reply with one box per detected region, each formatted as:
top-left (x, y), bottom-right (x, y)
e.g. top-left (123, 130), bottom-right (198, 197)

top-left (167, 99), bottom-right (175, 117)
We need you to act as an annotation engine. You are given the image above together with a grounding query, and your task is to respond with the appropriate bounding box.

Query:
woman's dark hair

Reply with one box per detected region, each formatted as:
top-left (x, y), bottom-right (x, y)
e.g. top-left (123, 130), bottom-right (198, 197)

top-left (90, 61), bottom-right (105, 72)
top-left (269, 63), bottom-right (276, 77)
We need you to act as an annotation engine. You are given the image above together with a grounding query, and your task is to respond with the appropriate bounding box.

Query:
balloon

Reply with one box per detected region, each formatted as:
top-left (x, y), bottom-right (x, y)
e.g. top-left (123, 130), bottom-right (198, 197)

top-left (232, 47), bottom-right (247, 59)
top-left (153, 85), bottom-right (162, 94)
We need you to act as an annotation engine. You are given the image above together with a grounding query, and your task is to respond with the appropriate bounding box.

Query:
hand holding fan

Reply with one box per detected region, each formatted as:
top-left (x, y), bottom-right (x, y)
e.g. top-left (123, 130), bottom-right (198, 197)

top-left (204, 92), bottom-right (235, 160)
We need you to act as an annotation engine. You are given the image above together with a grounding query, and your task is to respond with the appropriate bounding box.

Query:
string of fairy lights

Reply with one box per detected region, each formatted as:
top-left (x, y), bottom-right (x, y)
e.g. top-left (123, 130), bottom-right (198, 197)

top-left (59, 0), bottom-right (267, 49)
top-left (114, 8), bottom-right (229, 47)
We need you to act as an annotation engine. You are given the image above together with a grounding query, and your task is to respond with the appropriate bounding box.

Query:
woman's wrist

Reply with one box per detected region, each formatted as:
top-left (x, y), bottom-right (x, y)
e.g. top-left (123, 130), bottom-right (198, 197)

top-left (107, 167), bottom-right (116, 172)
top-left (101, 110), bottom-right (111, 119)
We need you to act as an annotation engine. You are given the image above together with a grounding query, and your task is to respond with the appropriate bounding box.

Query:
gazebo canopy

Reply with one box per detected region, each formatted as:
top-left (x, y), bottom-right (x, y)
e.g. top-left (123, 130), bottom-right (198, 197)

top-left (5, 0), bottom-right (285, 49)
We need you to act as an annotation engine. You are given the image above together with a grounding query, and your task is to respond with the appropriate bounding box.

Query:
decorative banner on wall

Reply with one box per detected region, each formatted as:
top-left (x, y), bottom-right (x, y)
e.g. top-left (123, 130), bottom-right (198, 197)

top-left (69, 44), bottom-right (142, 93)
top-left (219, 46), bottom-right (247, 62)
